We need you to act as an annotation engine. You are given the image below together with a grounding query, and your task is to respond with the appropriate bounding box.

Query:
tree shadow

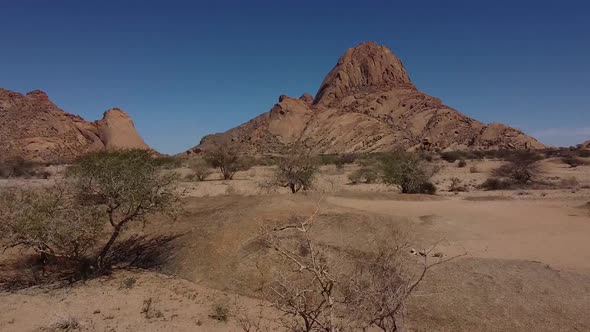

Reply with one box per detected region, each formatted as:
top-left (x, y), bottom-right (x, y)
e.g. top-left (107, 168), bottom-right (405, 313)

top-left (0, 233), bottom-right (185, 292)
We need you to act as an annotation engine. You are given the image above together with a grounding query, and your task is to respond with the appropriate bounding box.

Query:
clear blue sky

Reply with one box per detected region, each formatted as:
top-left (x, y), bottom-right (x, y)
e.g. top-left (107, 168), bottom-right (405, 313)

top-left (1, 0), bottom-right (589, 153)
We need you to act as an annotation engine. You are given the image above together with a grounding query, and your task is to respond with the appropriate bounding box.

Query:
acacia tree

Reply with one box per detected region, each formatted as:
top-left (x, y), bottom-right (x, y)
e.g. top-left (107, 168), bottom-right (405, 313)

top-left (70, 149), bottom-right (182, 270)
top-left (0, 185), bottom-right (104, 262)
top-left (273, 144), bottom-right (318, 193)
top-left (380, 151), bottom-right (439, 194)
top-left (492, 150), bottom-right (542, 185)
top-left (204, 141), bottom-right (249, 180)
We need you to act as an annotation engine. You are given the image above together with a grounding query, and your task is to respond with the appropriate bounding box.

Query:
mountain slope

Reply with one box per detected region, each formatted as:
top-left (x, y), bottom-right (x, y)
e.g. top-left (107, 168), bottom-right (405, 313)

top-left (188, 42), bottom-right (544, 155)
top-left (0, 88), bottom-right (150, 163)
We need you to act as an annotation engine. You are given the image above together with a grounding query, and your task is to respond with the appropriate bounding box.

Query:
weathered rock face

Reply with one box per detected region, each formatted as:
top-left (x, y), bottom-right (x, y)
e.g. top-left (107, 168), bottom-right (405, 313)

top-left (0, 88), bottom-right (151, 163)
top-left (95, 108), bottom-right (150, 151)
top-left (188, 41), bottom-right (544, 155)
top-left (581, 140), bottom-right (590, 150)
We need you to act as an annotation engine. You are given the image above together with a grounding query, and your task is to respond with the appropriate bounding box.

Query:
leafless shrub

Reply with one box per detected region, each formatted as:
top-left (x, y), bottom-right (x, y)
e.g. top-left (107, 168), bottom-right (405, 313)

top-left (234, 300), bottom-right (273, 332)
top-left (448, 177), bottom-right (467, 192)
top-left (48, 314), bottom-right (81, 331)
top-left (141, 297), bottom-right (164, 319)
top-left (259, 198), bottom-right (462, 331)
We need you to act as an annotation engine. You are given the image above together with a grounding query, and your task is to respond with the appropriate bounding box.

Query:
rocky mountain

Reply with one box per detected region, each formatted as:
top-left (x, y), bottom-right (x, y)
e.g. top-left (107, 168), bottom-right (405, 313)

top-left (581, 140), bottom-right (590, 150)
top-left (187, 42), bottom-right (544, 155)
top-left (0, 88), bottom-right (150, 163)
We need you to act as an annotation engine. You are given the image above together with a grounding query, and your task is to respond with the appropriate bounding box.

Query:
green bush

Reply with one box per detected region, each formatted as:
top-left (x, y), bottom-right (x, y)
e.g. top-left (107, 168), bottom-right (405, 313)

top-left (380, 151), bottom-right (439, 194)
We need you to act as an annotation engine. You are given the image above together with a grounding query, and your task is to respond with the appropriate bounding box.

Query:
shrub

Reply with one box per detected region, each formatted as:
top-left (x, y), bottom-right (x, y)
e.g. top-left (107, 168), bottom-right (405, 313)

top-left (469, 166), bottom-right (479, 173)
top-left (480, 177), bottom-right (512, 190)
top-left (448, 177), bottom-right (467, 192)
top-left (457, 159), bottom-right (467, 168)
top-left (189, 158), bottom-right (212, 181)
top-left (0, 158), bottom-right (41, 179)
top-left (348, 167), bottom-right (380, 184)
top-left (152, 155), bottom-right (183, 169)
top-left (210, 303), bottom-right (230, 322)
top-left (204, 141), bottom-right (249, 180)
top-left (273, 144), bottom-right (318, 193)
top-left (334, 153), bottom-right (356, 169)
top-left (440, 151), bottom-right (463, 163)
top-left (490, 150), bottom-right (543, 185)
top-left (380, 151), bottom-right (439, 194)
top-left (0, 185), bottom-right (105, 262)
top-left (559, 176), bottom-right (579, 189)
top-left (67, 150), bottom-right (182, 270)
top-left (562, 156), bottom-right (587, 168)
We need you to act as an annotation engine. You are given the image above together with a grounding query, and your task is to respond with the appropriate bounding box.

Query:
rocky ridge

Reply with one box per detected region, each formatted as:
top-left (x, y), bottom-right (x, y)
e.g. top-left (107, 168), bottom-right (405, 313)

top-left (0, 88), bottom-right (150, 163)
top-left (188, 41), bottom-right (544, 155)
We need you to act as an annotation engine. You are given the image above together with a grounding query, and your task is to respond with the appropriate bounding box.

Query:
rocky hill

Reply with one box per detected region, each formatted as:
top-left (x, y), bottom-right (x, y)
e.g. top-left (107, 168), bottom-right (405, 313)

top-left (187, 42), bottom-right (544, 155)
top-left (0, 88), bottom-right (150, 163)
top-left (580, 140), bottom-right (590, 150)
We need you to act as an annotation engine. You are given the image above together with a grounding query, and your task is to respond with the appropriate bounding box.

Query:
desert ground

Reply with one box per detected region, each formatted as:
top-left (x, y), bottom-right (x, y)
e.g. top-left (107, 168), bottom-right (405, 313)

top-left (1, 157), bottom-right (590, 331)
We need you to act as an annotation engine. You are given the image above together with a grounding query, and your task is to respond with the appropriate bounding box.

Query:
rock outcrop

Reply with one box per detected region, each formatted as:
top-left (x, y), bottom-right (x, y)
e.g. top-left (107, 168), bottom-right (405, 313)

top-left (0, 88), bottom-right (151, 163)
top-left (188, 42), bottom-right (544, 155)
top-left (580, 140), bottom-right (590, 150)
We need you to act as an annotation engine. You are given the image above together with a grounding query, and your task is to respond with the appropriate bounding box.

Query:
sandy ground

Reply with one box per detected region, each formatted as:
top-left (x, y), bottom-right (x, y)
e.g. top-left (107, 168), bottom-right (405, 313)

top-left (1, 158), bottom-right (590, 331)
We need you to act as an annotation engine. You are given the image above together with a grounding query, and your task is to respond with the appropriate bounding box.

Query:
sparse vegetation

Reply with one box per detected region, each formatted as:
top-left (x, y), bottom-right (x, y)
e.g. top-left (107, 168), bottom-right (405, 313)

top-left (272, 144), bottom-right (318, 193)
top-left (449, 177), bottom-right (467, 192)
top-left (492, 150), bottom-right (543, 185)
top-left (380, 151), bottom-right (439, 194)
top-left (120, 276), bottom-right (137, 289)
top-left (260, 200), bottom-right (461, 331)
top-left (189, 158), bottom-right (213, 181)
top-left (458, 159), bottom-right (467, 168)
top-left (348, 166), bottom-right (379, 184)
top-left (0, 158), bottom-right (49, 179)
top-left (0, 149), bottom-right (182, 277)
top-left (480, 178), bottom-right (512, 191)
top-left (204, 141), bottom-right (250, 180)
top-left (562, 156), bottom-right (587, 168)
top-left (440, 151), bottom-right (463, 163)
top-left (210, 303), bottom-right (230, 322)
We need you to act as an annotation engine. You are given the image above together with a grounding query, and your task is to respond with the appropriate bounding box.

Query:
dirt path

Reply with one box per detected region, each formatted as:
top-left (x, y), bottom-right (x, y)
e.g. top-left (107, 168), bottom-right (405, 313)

top-left (327, 195), bottom-right (590, 272)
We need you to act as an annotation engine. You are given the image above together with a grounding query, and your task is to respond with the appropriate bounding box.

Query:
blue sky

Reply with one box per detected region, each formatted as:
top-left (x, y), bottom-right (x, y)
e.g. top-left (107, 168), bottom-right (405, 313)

top-left (1, 0), bottom-right (589, 153)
